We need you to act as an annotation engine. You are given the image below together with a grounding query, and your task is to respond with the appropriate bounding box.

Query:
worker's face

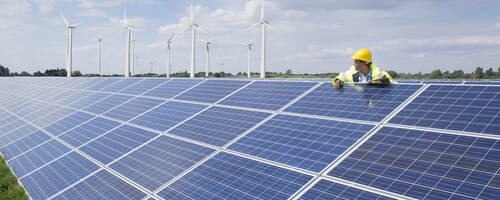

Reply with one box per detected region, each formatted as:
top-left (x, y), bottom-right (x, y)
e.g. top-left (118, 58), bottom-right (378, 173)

top-left (354, 59), bottom-right (369, 71)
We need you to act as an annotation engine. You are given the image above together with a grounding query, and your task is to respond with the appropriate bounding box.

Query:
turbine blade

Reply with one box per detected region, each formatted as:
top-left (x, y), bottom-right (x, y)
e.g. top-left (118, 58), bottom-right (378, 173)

top-left (260, 0), bottom-right (264, 20)
top-left (71, 22), bottom-right (82, 27)
top-left (267, 23), bottom-right (280, 32)
top-left (178, 25), bottom-right (190, 34)
top-left (117, 28), bottom-right (125, 37)
top-left (60, 11), bottom-right (69, 27)
top-left (123, 8), bottom-right (127, 26)
top-left (246, 22), bottom-right (260, 31)
top-left (194, 25), bottom-right (204, 32)
top-left (249, 37), bottom-right (255, 44)
top-left (190, 3), bottom-right (193, 24)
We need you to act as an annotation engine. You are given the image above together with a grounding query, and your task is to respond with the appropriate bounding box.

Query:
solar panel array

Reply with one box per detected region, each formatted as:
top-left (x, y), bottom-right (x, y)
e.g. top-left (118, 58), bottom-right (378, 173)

top-left (0, 77), bottom-right (499, 200)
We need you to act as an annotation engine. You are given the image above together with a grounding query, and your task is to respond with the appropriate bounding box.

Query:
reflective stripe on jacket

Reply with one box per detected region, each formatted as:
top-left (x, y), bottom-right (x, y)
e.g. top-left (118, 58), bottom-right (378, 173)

top-left (332, 63), bottom-right (395, 85)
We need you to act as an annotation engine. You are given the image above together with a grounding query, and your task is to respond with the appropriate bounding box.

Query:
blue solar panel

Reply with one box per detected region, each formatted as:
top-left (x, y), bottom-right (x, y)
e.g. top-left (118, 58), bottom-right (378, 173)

top-left (169, 106), bottom-right (271, 147)
top-left (8, 139), bottom-right (71, 177)
top-left (158, 152), bottom-right (313, 200)
top-left (110, 135), bottom-right (215, 191)
top-left (464, 81), bottom-right (500, 85)
top-left (423, 80), bottom-right (464, 84)
top-left (103, 97), bottom-right (164, 121)
top-left (58, 117), bottom-right (121, 148)
top-left (44, 112), bottom-right (95, 136)
top-left (87, 78), bottom-right (122, 91)
top-left (229, 114), bottom-right (375, 172)
top-left (131, 101), bottom-right (207, 132)
top-left (175, 80), bottom-right (250, 103)
top-left (299, 179), bottom-right (394, 200)
top-left (285, 83), bottom-right (422, 122)
top-left (33, 107), bottom-right (75, 128)
top-left (219, 81), bottom-right (318, 110)
top-left (390, 85), bottom-right (500, 135)
top-left (0, 124), bottom-right (38, 147)
top-left (328, 126), bottom-right (500, 200)
top-left (84, 94), bottom-right (133, 115)
top-left (144, 79), bottom-right (203, 98)
top-left (20, 152), bottom-right (100, 200)
top-left (52, 169), bottom-right (147, 200)
top-left (0, 131), bottom-right (51, 159)
top-left (101, 78), bottom-right (144, 92)
top-left (69, 92), bottom-right (111, 109)
top-left (75, 78), bottom-right (106, 89)
top-left (55, 91), bottom-right (92, 105)
top-left (119, 78), bottom-right (168, 95)
top-left (79, 125), bottom-right (158, 165)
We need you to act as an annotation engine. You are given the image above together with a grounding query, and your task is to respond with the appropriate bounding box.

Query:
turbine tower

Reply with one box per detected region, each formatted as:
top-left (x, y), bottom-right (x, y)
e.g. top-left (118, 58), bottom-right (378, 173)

top-left (60, 12), bottom-right (80, 78)
top-left (121, 9), bottom-right (137, 77)
top-left (201, 39), bottom-right (211, 78)
top-left (166, 33), bottom-right (176, 78)
top-left (132, 39), bottom-right (136, 76)
top-left (241, 38), bottom-right (254, 78)
top-left (91, 34), bottom-right (103, 75)
top-left (247, 0), bottom-right (270, 78)
top-left (179, 4), bottom-right (201, 78)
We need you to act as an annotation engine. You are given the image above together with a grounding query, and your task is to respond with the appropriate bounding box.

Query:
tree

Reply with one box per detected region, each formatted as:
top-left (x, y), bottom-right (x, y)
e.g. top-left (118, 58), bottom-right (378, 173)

top-left (387, 70), bottom-right (398, 78)
top-left (485, 68), bottom-right (495, 78)
top-left (20, 71), bottom-right (31, 76)
top-left (429, 69), bottom-right (443, 79)
top-left (473, 67), bottom-right (484, 79)
top-left (33, 71), bottom-right (43, 76)
top-left (285, 69), bottom-right (292, 75)
top-left (449, 70), bottom-right (465, 79)
top-left (72, 71), bottom-right (82, 77)
top-left (0, 65), bottom-right (10, 76)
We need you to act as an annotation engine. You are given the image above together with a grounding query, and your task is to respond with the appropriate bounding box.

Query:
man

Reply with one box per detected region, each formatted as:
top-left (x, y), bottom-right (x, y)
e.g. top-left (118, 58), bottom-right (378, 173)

top-left (333, 49), bottom-right (395, 88)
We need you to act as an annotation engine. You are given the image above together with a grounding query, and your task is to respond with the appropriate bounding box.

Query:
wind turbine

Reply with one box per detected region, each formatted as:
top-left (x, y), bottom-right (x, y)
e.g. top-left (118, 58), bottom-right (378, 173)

top-left (200, 39), bottom-right (212, 78)
top-left (166, 33), bottom-right (176, 78)
top-left (132, 39), bottom-right (136, 76)
top-left (91, 34), bottom-right (103, 75)
top-left (240, 38), bottom-right (254, 78)
top-left (60, 11), bottom-right (80, 78)
top-left (120, 9), bottom-right (137, 77)
top-left (179, 4), bottom-right (202, 78)
top-left (247, 0), bottom-right (273, 78)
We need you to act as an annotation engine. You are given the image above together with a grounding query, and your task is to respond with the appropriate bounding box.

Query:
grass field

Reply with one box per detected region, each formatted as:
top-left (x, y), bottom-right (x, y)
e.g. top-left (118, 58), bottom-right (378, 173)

top-left (0, 155), bottom-right (28, 200)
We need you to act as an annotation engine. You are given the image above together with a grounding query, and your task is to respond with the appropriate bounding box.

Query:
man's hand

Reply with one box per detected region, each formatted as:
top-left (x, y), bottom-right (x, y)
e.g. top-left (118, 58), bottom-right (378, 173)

top-left (369, 76), bottom-right (390, 84)
top-left (335, 79), bottom-right (344, 88)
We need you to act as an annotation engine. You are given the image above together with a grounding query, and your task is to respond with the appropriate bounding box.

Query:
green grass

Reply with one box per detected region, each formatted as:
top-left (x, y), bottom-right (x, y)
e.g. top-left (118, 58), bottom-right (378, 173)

top-left (0, 155), bottom-right (29, 200)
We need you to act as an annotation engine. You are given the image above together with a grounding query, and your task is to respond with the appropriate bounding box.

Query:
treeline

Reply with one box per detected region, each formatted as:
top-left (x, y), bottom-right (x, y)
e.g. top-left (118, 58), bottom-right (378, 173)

top-left (1, 64), bottom-right (499, 79)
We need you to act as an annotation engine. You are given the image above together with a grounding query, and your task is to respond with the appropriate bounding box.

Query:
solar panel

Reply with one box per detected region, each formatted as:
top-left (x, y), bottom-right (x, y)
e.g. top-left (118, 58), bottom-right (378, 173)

top-left (87, 78), bottom-right (122, 90)
top-left (52, 169), bottom-right (148, 200)
top-left (0, 124), bottom-right (38, 147)
top-left (175, 79), bottom-right (250, 103)
top-left (169, 106), bottom-right (271, 146)
top-left (144, 79), bottom-right (203, 99)
top-left (55, 91), bottom-right (93, 105)
top-left (58, 117), bottom-right (121, 148)
top-left (83, 94), bottom-right (133, 115)
top-left (68, 92), bottom-right (111, 109)
top-left (328, 126), bottom-right (500, 199)
top-left (101, 78), bottom-right (144, 92)
top-left (157, 152), bottom-right (313, 200)
top-left (130, 101), bottom-right (207, 132)
top-left (109, 135), bottom-right (215, 191)
top-left (44, 112), bottom-right (95, 136)
top-left (219, 81), bottom-right (318, 110)
top-left (119, 78), bottom-right (167, 95)
top-left (103, 97), bottom-right (164, 121)
top-left (228, 114), bottom-right (375, 172)
top-left (285, 83), bottom-right (422, 122)
top-left (299, 179), bottom-right (395, 200)
top-left (0, 130), bottom-right (51, 159)
top-left (32, 107), bottom-right (75, 128)
top-left (389, 85), bottom-right (500, 135)
top-left (79, 125), bottom-right (158, 165)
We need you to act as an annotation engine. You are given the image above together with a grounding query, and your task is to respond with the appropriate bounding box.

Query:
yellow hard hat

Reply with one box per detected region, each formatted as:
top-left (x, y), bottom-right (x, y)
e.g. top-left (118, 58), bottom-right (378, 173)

top-left (351, 49), bottom-right (372, 63)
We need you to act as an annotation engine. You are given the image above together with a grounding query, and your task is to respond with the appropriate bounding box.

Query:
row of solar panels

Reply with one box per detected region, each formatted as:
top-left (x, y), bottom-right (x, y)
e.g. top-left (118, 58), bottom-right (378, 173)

top-left (397, 79), bottom-right (500, 85)
top-left (0, 77), bottom-right (498, 200)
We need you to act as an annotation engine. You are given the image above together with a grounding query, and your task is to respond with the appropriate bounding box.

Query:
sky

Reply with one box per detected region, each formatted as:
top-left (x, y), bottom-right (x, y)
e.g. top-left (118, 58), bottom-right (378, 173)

top-left (0, 0), bottom-right (499, 75)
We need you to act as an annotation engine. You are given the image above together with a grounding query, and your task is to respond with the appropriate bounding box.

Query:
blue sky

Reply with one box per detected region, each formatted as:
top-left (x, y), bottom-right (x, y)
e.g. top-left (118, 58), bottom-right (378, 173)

top-left (0, 0), bottom-right (499, 75)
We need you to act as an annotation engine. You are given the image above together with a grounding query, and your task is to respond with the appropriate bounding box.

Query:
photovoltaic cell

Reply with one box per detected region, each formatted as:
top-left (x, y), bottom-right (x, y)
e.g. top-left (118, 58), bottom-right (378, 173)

top-left (20, 152), bottom-right (100, 200)
top-left (0, 131), bottom-right (51, 159)
top-left (119, 78), bottom-right (167, 95)
top-left (44, 112), bottom-right (95, 136)
top-left (390, 85), bottom-right (500, 135)
top-left (79, 125), bottom-right (158, 165)
top-left (55, 91), bottom-right (93, 105)
top-left (285, 83), bottom-right (422, 122)
top-left (84, 94), bottom-right (133, 115)
top-left (158, 152), bottom-right (313, 200)
top-left (219, 81), bottom-right (318, 110)
top-left (131, 101), bottom-right (207, 132)
top-left (87, 78), bottom-right (122, 91)
top-left (58, 117), bottom-right (121, 148)
top-left (8, 139), bottom-right (71, 177)
top-left (69, 92), bottom-right (111, 109)
top-left (103, 97), bottom-right (164, 122)
top-left (464, 81), bottom-right (500, 85)
top-left (52, 169), bottom-right (147, 200)
top-left (110, 135), bottom-right (215, 191)
top-left (229, 114), bottom-right (375, 172)
top-left (0, 124), bottom-right (38, 147)
top-left (144, 79), bottom-right (202, 99)
top-left (33, 107), bottom-right (75, 128)
top-left (328, 126), bottom-right (500, 200)
top-left (101, 78), bottom-right (144, 92)
top-left (299, 179), bottom-right (394, 200)
top-left (175, 80), bottom-right (250, 103)
top-left (169, 106), bottom-right (271, 147)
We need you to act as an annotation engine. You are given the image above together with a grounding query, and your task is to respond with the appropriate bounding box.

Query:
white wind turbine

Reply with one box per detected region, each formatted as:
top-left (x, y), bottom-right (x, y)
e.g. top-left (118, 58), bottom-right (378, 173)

top-left (247, 0), bottom-right (273, 78)
top-left (60, 11), bottom-right (80, 78)
top-left (120, 9), bottom-right (137, 77)
top-left (166, 33), bottom-right (176, 78)
top-left (91, 34), bottom-right (103, 75)
top-left (179, 4), bottom-right (202, 78)
top-left (240, 38), bottom-right (254, 78)
top-left (200, 39), bottom-right (212, 78)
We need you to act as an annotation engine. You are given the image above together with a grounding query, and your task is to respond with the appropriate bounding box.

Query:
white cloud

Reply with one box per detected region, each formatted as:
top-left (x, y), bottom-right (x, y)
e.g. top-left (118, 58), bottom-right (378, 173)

top-left (411, 52), bottom-right (429, 58)
top-left (496, 22), bottom-right (500, 29)
top-left (295, 47), bottom-right (356, 60)
top-left (33, 0), bottom-right (71, 13)
top-left (76, 9), bottom-right (107, 18)
top-left (77, 0), bottom-right (157, 8)
top-left (0, 0), bottom-right (32, 28)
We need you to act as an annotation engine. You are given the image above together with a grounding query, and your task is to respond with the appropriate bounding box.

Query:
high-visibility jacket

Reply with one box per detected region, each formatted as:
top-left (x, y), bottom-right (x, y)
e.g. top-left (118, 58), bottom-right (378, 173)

top-left (332, 63), bottom-right (395, 85)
